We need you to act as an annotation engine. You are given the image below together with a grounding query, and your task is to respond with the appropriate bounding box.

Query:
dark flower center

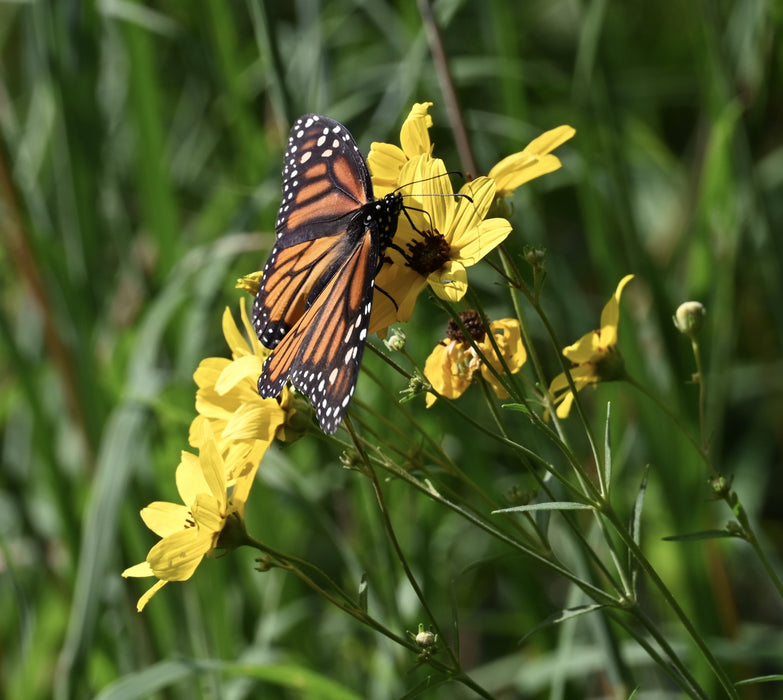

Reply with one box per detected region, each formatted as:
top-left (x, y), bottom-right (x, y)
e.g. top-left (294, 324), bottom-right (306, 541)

top-left (406, 229), bottom-right (451, 276)
top-left (446, 310), bottom-right (486, 344)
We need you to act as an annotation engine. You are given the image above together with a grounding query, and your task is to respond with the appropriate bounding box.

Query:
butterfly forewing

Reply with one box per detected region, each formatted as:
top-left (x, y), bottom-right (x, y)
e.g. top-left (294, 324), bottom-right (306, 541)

top-left (253, 114), bottom-right (374, 349)
top-left (252, 114), bottom-right (403, 433)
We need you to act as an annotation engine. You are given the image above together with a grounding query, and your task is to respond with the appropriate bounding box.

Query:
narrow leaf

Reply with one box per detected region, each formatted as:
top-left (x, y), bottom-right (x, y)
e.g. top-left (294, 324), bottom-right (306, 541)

top-left (502, 402), bottom-right (531, 416)
top-left (519, 605), bottom-right (608, 646)
top-left (735, 675), bottom-right (783, 687)
top-left (358, 573), bottom-right (369, 612)
top-left (603, 401), bottom-right (612, 492)
top-left (493, 502), bottom-right (594, 515)
top-left (628, 465), bottom-right (650, 594)
top-left (663, 529), bottom-right (744, 542)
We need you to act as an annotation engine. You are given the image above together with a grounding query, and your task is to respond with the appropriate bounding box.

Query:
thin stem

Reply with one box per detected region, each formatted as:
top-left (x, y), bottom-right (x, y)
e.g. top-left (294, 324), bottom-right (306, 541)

top-left (691, 337), bottom-right (708, 452)
top-left (417, 0), bottom-right (477, 176)
top-left (603, 508), bottom-right (738, 698)
top-left (244, 536), bottom-right (495, 698)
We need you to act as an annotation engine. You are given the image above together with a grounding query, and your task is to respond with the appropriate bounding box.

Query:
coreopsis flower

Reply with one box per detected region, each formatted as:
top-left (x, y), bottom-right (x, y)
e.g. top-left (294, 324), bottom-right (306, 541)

top-left (190, 298), bottom-right (302, 457)
top-left (488, 125), bottom-right (576, 199)
top-left (369, 156), bottom-right (512, 333)
top-left (123, 426), bottom-right (254, 611)
top-left (424, 310), bottom-right (526, 406)
top-left (548, 274), bottom-right (634, 418)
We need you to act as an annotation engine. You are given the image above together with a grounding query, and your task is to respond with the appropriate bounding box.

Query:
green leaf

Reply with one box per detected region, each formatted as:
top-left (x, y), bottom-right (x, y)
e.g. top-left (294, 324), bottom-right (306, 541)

top-left (662, 530), bottom-right (744, 542)
top-left (602, 402), bottom-right (612, 491)
top-left (628, 465), bottom-right (650, 593)
top-left (501, 402), bottom-right (531, 416)
top-left (519, 605), bottom-right (609, 647)
top-left (735, 674), bottom-right (783, 687)
top-left (493, 502), bottom-right (594, 514)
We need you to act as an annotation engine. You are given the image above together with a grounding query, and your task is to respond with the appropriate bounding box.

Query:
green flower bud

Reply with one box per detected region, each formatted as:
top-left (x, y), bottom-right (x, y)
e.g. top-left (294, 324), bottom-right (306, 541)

top-left (383, 327), bottom-right (407, 352)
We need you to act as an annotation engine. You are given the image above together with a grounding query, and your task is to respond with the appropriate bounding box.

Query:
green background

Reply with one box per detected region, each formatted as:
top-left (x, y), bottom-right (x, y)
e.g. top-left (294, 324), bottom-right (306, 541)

top-left (2, 1), bottom-right (782, 698)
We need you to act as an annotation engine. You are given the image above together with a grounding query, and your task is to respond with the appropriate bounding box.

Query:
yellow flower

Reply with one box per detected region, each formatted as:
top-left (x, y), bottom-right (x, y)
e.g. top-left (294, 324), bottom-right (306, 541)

top-left (123, 425), bottom-right (254, 611)
top-left (369, 155), bottom-right (512, 334)
top-left (190, 298), bottom-right (299, 461)
top-left (548, 274), bottom-right (634, 418)
top-left (488, 125), bottom-right (576, 199)
top-left (367, 101), bottom-right (434, 196)
top-left (424, 311), bottom-right (526, 406)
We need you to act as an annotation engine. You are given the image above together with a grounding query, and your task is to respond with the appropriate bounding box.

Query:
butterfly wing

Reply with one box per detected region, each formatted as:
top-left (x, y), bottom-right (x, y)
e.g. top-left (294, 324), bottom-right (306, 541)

top-left (253, 114), bottom-right (402, 434)
top-left (252, 114), bottom-right (374, 349)
top-left (258, 223), bottom-right (380, 434)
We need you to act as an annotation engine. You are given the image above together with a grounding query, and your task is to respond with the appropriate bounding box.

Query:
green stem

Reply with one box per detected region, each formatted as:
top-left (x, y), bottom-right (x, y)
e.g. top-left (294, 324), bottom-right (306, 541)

top-left (691, 337), bottom-right (708, 453)
top-left (245, 535), bottom-right (495, 698)
top-left (603, 509), bottom-right (738, 698)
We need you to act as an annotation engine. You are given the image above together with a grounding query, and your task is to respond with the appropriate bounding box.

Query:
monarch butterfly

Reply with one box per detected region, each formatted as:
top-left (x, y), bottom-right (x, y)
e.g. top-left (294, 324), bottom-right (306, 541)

top-left (252, 114), bottom-right (403, 434)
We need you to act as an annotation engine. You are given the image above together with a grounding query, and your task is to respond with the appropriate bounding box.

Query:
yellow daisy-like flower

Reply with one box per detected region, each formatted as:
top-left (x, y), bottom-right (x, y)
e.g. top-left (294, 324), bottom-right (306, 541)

top-left (424, 310), bottom-right (526, 407)
top-left (367, 101), bottom-right (434, 195)
top-left (189, 297), bottom-right (301, 462)
top-left (123, 425), bottom-right (254, 611)
top-left (488, 125), bottom-right (576, 199)
top-left (369, 155), bottom-right (512, 334)
top-left (548, 274), bottom-right (634, 418)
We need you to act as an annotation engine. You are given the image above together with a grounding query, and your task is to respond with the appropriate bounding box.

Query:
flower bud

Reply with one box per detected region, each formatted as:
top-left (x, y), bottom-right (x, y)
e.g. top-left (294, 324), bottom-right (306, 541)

top-left (413, 624), bottom-right (437, 648)
top-left (236, 271), bottom-right (264, 295)
top-left (673, 301), bottom-right (706, 338)
top-left (383, 327), bottom-right (407, 352)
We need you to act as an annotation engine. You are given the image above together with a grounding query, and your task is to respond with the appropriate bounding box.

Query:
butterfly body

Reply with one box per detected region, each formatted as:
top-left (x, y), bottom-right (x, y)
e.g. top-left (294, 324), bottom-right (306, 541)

top-left (252, 114), bottom-right (402, 434)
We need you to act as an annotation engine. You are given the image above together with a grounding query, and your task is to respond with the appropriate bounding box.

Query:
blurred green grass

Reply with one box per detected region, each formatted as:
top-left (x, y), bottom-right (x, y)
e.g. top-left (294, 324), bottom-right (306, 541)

top-left (2, 1), bottom-right (782, 698)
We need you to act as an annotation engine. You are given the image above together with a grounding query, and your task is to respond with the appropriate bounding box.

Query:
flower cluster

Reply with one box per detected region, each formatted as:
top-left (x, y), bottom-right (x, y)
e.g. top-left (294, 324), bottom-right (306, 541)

top-left (126, 103), bottom-right (627, 611)
top-left (123, 298), bottom-right (298, 610)
top-left (424, 310), bottom-right (527, 406)
top-left (366, 103), bottom-right (575, 336)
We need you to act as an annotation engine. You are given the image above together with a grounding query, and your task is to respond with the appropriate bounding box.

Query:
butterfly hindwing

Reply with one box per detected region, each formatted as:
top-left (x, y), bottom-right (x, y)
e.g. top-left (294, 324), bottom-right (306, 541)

top-left (258, 226), bottom-right (379, 434)
top-left (252, 114), bottom-right (403, 433)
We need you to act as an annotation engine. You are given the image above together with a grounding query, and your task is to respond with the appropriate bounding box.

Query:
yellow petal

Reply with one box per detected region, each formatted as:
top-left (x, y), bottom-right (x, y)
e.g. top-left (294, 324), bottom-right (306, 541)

top-left (423, 342), bottom-right (471, 405)
top-left (147, 528), bottom-right (210, 581)
top-left (599, 274), bottom-right (635, 337)
top-left (526, 125), bottom-right (576, 155)
top-left (221, 307), bottom-right (250, 359)
top-left (555, 390), bottom-right (576, 419)
top-left (429, 260), bottom-right (467, 302)
top-left (194, 358), bottom-right (231, 390)
top-left (489, 126), bottom-right (575, 195)
top-left (222, 401), bottom-right (283, 443)
top-left (231, 449), bottom-right (264, 509)
top-left (458, 176), bottom-right (496, 223)
top-left (236, 271), bottom-right (263, 296)
top-left (455, 218), bottom-right (512, 266)
top-left (399, 102), bottom-right (434, 157)
top-left (191, 492), bottom-right (225, 538)
top-left (122, 561), bottom-right (154, 578)
top-left (369, 265), bottom-right (426, 333)
top-left (198, 425), bottom-right (227, 506)
top-left (492, 319), bottom-right (527, 371)
top-left (176, 450), bottom-right (210, 504)
top-left (368, 142), bottom-right (406, 193)
top-left (140, 501), bottom-right (192, 537)
top-left (215, 354), bottom-right (263, 395)
top-left (562, 330), bottom-right (602, 363)
top-left (135, 579), bottom-right (167, 612)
